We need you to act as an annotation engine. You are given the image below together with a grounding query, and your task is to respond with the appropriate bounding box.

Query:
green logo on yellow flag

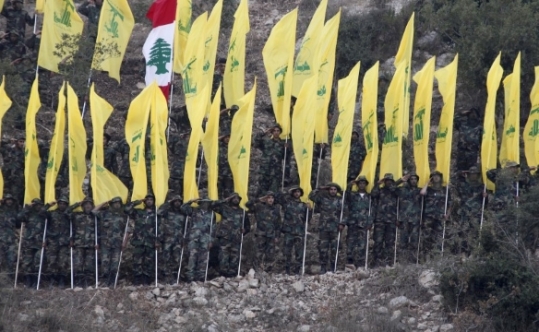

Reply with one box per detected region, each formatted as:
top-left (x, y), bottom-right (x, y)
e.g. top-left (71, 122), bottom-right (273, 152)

top-left (182, 57), bottom-right (198, 94)
top-left (364, 113), bottom-right (374, 150)
top-left (506, 125), bottom-right (516, 136)
top-left (104, 0), bottom-right (125, 38)
top-left (413, 108), bottom-right (425, 142)
top-left (530, 120), bottom-right (539, 137)
top-left (275, 66), bottom-right (287, 98)
top-left (437, 127), bottom-right (448, 141)
top-left (333, 133), bottom-right (342, 146)
top-left (54, 0), bottom-right (74, 27)
top-left (147, 38), bottom-right (172, 74)
top-left (238, 145), bottom-right (246, 159)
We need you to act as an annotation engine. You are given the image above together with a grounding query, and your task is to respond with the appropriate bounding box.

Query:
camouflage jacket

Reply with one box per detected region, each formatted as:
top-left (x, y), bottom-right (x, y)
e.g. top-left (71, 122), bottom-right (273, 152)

top-left (245, 200), bottom-right (282, 238)
top-left (94, 208), bottom-right (127, 249)
top-left (0, 39), bottom-right (26, 61)
top-left (157, 202), bottom-right (187, 243)
top-left (486, 169), bottom-right (525, 209)
top-left (0, 204), bottom-right (19, 242)
top-left (78, 2), bottom-right (101, 25)
top-left (455, 116), bottom-right (482, 153)
top-left (0, 6), bottom-right (33, 38)
top-left (211, 200), bottom-right (250, 240)
top-left (168, 133), bottom-right (189, 179)
top-left (397, 182), bottom-right (422, 221)
top-left (345, 186), bottom-right (371, 228)
top-left (308, 189), bottom-right (345, 232)
top-left (218, 143), bottom-right (232, 178)
top-left (371, 183), bottom-right (399, 222)
top-left (274, 191), bottom-right (309, 236)
top-left (17, 205), bottom-right (48, 248)
top-left (423, 186), bottom-right (451, 220)
top-left (255, 133), bottom-right (286, 168)
top-left (348, 139), bottom-right (366, 180)
top-left (47, 209), bottom-right (71, 246)
top-left (456, 178), bottom-right (485, 213)
top-left (69, 206), bottom-right (97, 248)
top-left (115, 140), bottom-right (131, 178)
top-left (181, 203), bottom-right (215, 243)
top-left (1, 144), bottom-right (24, 179)
top-left (125, 203), bottom-right (157, 248)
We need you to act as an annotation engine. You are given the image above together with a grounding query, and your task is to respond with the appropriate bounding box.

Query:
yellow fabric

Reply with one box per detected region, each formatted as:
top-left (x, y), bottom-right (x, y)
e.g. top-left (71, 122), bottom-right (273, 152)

top-left (125, 82), bottom-right (153, 204)
top-left (292, 75), bottom-right (318, 203)
top-left (44, 82), bottom-right (65, 207)
top-left (202, 0), bottom-right (223, 115)
top-left (173, 0), bottom-right (192, 73)
top-left (92, 0), bottom-right (135, 83)
top-left (262, 8), bottom-right (297, 139)
top-left (66, 83), bottom-right (87, 205)
top-left (228, 79), bottom-right (256, 209)
top-left (434, 54), bottom-right (458, 186)
top-left (379, 64), bottom-right (405, 180)
top-left (481, 53), bottom-right (503, 191)
top-left (394, 12), bottom-right (414, 137)
top-left (202, 84), bottom-right (221, 201)
top-left (89, 84), bottom-right (128, 205)
top-left (331, 62), bottom-right (360, 190)
top-left (314, 10), bottom-right (340, 144)
top-left (412, 57), bottom-right (435, 188)
top-left (150, 83), bottom-right (170, 208)
top-left (524, 66), bottom-right (539, 174)
top-left (182, 12), bottom-right (208, 113)
top-left (23, 79), bottom-right (42, 205)
top-left (359, 62), bottom-right (379, 193)
top-left (38, 0), bottom-right (84, 73)
top-left (35, 0), bottom-right (44, 13)
top-left (223, 0), bottom-right (250, 108)
top-left (500, 52), bottom-right (521, 167)
top-left (0, 76), bottom-right (11, 198)
top-left (291, 0), bottom-right (327, 97)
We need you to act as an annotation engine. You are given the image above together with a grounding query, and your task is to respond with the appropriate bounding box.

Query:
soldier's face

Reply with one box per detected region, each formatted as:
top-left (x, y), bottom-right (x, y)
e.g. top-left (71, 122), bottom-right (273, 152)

top-left (5, 199), bottom-right (13, 206)
top-left (111, 201), bottom-right (121, 209)
top-left (357, 181), bottom-right (367, 190)
top-left (292, 190), bottom-right (301, 198)
top-left (272, 128), bottom-right (281, 138)
top-left (352, 133), bottom-right (359, 141)
top-left (329, 187), bottom-right (338, 196)
top-left (217, 63), bottom-right (225, 74)
top-left (173, 200), bottom-right (182, 208)
top-left (432, 175), bottom-right (442, 183)
top-left (468, 173), bottom-right (479, 181)
top-left (509, 166), bottom-right (519, 175)
top-left (13, 1), bottom-right (22, 10)
top-left (409, 177), bottom-right (418, 186)
top-left (145, 198), bottom-right (155, 207)
top-left (266, 196), bottom-right (274, 205)
top-left (96, 0), bottom-right (103, 6)
top-left (384, 180), bottom-right (393, 187)
top-left (82, 202), bottom-right (93, 213)
top-left (231, 197), bottom-right (240, 205)
top-left (16, 139), bottom-right (24, 148)
top-left (10, 34), bottom-right (18, 42)
top-left (224, 136), bottom-right (230, 144)
top-left (103, 136), bottom-right (109, 145)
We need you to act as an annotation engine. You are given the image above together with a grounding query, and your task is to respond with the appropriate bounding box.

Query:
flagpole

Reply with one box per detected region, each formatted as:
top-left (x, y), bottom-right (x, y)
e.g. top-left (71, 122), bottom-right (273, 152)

top-left (204, 212), bottom-right (214, 284)
top-left (441, 185), bottom-right (450, 257)
top-left (394, 198), bottom-right (399, 265)
top-left (36, 219), bottom-right (48, 290)
top-left (416, 196), bottom-right (424, 265)
top-left (114, 216), bottom-right (130, 289)
top-left (81, 70), bottom-right (93, 118)
top-left (70, 220), bottom-right (74, 289)
top-left (94, 215), bottom-right (99, 288)
top-left (155, 213), bottom-right (158, 287)
top-left (365, 197), bottom-right (371, 270)
top-left (478, 184), bottom-right (487, 246)
top-left (281, 137), bottom-right (288, 191)
top-left (301, 208), bottom-right (309, 276)
top-left (167, 74), bottom-right (175, 141)
top-left (176, 216), bottom-right (189, 284)
top-left (14, 223), bottom-right (24, 288)
top-left (197, 149), bottom-right (204, 188)
top-left (315, 145), bottom-right (324, 188)
top-left (237, 210), bottom-right (246, 277)
top-left (516, 181), bottom-right (520, 246)
top-left (334, 190), bottom-right (345, 272)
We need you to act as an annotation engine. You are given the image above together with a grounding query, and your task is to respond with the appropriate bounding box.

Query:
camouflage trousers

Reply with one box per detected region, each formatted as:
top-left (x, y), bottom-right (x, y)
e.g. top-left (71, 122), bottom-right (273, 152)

top-left (400, 220), bottom-right (420, 249)
top-left (346, 225), bottom-right (367, 267)
top-left (373, 221), bottom-right (396, 265)
top-left (458, 211), bottom-right (481, 255)
top-left (217, 237), bottom-right (240, 276)
top-left (160, 240), bottom-right (182, 280)
top-left (186, 239), bottom-right (209, 281)
top-left (318, 231), bottom-right (338, 269)
top-left (421, 217), bottom-right (444, 258)
top-left (283, 233), bottom-right (304, 273)
top-left (100, 245), bottom-right (121, 278)
top-left (73, 247), bottom-right (96, 279)
top-left (132, 245), bottom-right (155, 278)
top-left (20, 245), bottom-right (41, 275)
top-left (255, 235), bottom-right (276, 272)
top-left (46, 243), bottom-right (70, 276)
top-left (0, 240), bottom-right (17, 276)
top-left (258, 164), bottom-right (282, 195)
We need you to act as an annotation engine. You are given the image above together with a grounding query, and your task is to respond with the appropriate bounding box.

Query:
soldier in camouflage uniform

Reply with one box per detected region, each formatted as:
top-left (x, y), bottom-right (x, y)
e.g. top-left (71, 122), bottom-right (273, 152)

top-left (17, 198), bottom-right (47, 288)
top-left (45, 196), bottom-right (70, 287)
top-left (255, 124), bottom-right (288, 195)
top-left (93, 197), bottom-right (127, 286)
top-left (78, 0), bottom-right (102, 40)
top-left (420, 171), bottom-right (452, 258)
top-left (486, 161), bottom-right (522, 213)
top-left (2, 136), bottom-right (25, 203)
top-left (309, 183), bottom-right (345, 274)
top-left (1, 0), bottom-right (34, 39)
top-left (455, 108), bottom-right (482, 172)
top-left (181, 198), bottom-right (214, 282)
top-left (0, 30), bottom-right (26, 61)
top-left (246, 192), bottom-right (282, 272)
top-left (211, 193), bottom-right (250, 277)
top-left (115, 139), bottom-right (133, 190)
top-left (0, 194), bottom-right (20, 278)
top-left (275, 186), bottom-right (310, 275)
top-left (371, 174), bottom-right (399, 267)
top-left (156, 195), bottom-right (186, 283)
top-left (396, 173), bottom-right (423, 262)
top-left (347, 132), bottom-right (366, 182)
top-left (456, 166), bottom-right (486, 255)
top-left (69, 197), bottom-right (97, 287)
top-left (311, 143), bottom-right (328, 188)
top-left (167, 132), bottom-right (189, 197)
top-left (343, 176), bottom-right (372, 268)
top-left (218, 134), bottom-right (234, 198)
top-left (125, 194), bottom-right (157, 285)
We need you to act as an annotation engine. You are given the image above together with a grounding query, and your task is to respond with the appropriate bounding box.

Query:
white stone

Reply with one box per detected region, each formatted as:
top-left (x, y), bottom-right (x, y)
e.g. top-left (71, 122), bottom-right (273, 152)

top-left (407, 317), bottom-right (417, 325)
top-left (418, 322), bottom-right (428, 330)
top-left (355, 268), bottom-right (370, 280)
top-left (390, 310), bottom-right (402, 321)
top-left (292, 281), bottom-right (305, 293)
top-left (297, 325), bottom-right (311, 332)
top-left (152, 288), bottom-right (161, 296)
top-left (94, 305), bottom-right (105, 324)
top-left (419, 270), bottom-right (439, 289)
top-left (117, 303), bottom-right (124, 310)
top-left (193, 297), bottom-right (208, 307)
top-left (246, 289), bottom-right (257, 296)
top-left (376, 306), bottom-right (389, 315)
top-left (136, 82), bottom-right (146, 89)
top-left (18, 313), bottom-right (29, 322)
top-left (247, 268), bottom-right (256, 280)
top-left (237, 279), bottom-right (249, 292)
top-left (389, 296), bottom-right (409, 308)
top-left (129, 292), bottom-right (138, 301)
top-left (249, 278), bottom-right (259, 288)
top-left (208, 280), bottom-right (222, 288)
top-left (243, 309), bottom-right (256, 319)
top-left (195, 287), bottom-right (208, 297)
top-left (440, 324), bottom-right (454, 332)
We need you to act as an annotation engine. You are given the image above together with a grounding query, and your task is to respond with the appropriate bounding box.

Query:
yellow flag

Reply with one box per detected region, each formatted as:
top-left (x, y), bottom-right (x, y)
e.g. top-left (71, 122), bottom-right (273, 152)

top-left (92, 0), bottom-right (135, 83)
top-left (183, 87), bottom-right (209, 202)
top-left (394, 12), bottom-right (414, 137)
top-left (202, 85), bottom-right (222, 200)
top-left (202, 0), bottom-right (223, 114)
top-left (35, 0), bottom-right (44, 13)
top-left (331, 62), bottom-right (360, 190)
top-left (359, 62), bottom-right (379, 193)
top-left (435, 54), bottom-right (458, 185)
top-left (412, 57), bottom-right (435, 187)
top-left (90, 84), bottom-right (128, 205)
top-left (125, 83), bottom-right (153, 204)
top-left (262, 9), bottom-right (297, 139)
top-left (150, 84), bottom-right (170, 208)
top-left (524, 66), bottom-right (539, 174)
top-left (481, 53), bottom-right (503, 191)
top-left (228, 79), bottom-right (256, 209)
top-left (314, 10), bottom-right (340, 144)
top-left (44, 83), bottom-right (65, 207)
top-left (66, 83), bottom-right (87, 205)
top-left (500, 52), bottom-right (521, 167)
top-left (223, 0), bottom-right (250, 108)
top-left (0, 77), bottom-right (11, 198)
top-left (173, 0), bottom-right (192, 72)
top-left (38, 0), bottom-right (84, 73)
top-left (292, 0), bottom-right (327, 97)
top-left (379, 63), bottom-right (405, 180)
top-left (292, 75), bottom-right (318, 202)
top-left (23, 79), bottom-right (41, 204)
top-left (182, 12), bottom-right (208, 113)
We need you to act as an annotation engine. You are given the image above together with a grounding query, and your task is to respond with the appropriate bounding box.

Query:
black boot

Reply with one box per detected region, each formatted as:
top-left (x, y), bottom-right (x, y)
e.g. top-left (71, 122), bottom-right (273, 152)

top-left (285, 266), bottom-right (291, 275)
top-left (57, 275), bottom-right (66, 288)
top-left (133, 275), bottom-right (143, 286)
top-left (24, 275), bottom-right (33, 288)
top-left (319, 265), bottom-right (327, 275)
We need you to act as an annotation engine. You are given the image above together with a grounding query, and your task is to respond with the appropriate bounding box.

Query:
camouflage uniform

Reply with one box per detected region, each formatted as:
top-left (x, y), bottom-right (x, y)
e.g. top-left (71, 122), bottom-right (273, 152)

top-left (347, 134), bottom-right (366, 182)
top-left (455, 168), bottom-right (485, 254)
top-left (125, 199), bottom-right (157, 284)
top-left (167, 133), bottom-right (189, 197)
top-left (422, 173), bottom-right (452, 256)
top-left (45, 198), bottom-right (70, 284)
top-left (486, 165), bottom-right (521, 213)
top-left (396, 176), bottom-right (423, 252)
top-left (1, 2), bottom-right (34, 39)
top-left (115, 139), bottom-right (133, 190)
top-left (308, 184), bottom-right (344, 273)
top-left (0, 32), bottom-right (26, 61)
top-left (255, 129), bottom-right (287, 194)
top-left (69, 200), bottom-right (97, 286)
top-left (275, 187), bottom-right (310, 274)
top-left (311, 144), bottom-right (328, 188)
top-left (1, 140), bottom-right (25, 203)
top-left (211, 195), bottom-right (250, 277)
top-left (344, 180), bottom-right (371, 267)
top-left (156, 197), bottom-right (187, 282)
top-left (218, 136), bottom-right (234, 198)
top-left (455, 109), bottom-right (482, 172)
top-left (181, 200), bottom-right (214, 281)
top-left (78, 1), bottom-right (101, 39)
top-left (371, 175), bottom-right (399, 266)
top-left (246, 195), bottom-right (282, 272)
top-left (0, 195), bottom-right (20, 277)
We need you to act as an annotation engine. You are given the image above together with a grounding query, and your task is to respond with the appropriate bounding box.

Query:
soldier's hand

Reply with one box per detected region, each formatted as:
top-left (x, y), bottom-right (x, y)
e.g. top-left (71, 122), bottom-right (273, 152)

top-left (42, 242), bottom-right (46, 248)
top-left (208, 242), bottom-right (213, 249)
top-left (338, 224), bottom-right (344, 232)
top-left (401, 174), bottom-right (410, 181)
top-left (155, 242), bottom-right (161, 249)
top-left (95, 244), bottom-right (99, 250)
top-left (482, 191), bottom-right (488, 198)
top-left (274, 238), bottom-right (279, 243)
top-left (50, 201), bottom-right (57, 206)
top-left (70, 240), bottom-right (74, 248)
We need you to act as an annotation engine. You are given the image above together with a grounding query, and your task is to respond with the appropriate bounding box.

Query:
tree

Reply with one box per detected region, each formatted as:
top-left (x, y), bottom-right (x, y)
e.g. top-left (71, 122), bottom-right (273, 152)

top-left (146, 38), bottom-right (172, 75)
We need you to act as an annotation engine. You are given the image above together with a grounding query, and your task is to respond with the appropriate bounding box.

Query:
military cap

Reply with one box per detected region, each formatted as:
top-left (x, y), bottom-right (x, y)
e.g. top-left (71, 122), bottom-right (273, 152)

top-left (505, 161), bottom-right (520, 168)
top-left (288, 186), bottom-right (304, 196)
top-left (230, 105), bottom-right (239, 111)
top-left (31, 198), bottom-right (43, 205)
top-left (430, 170), bottom-right (443, 177)
top-left (326, 182), bottom-right (343, 192)
top-left (3, 193), bottom-right (14, 200)
top-left (145, 193), bottom-right (155, 199)
top-left (468, 166), bottom-right (480, 174)
top-left (270, 123), bottom-right (282, 131)
top-left (264, 191), bottom-right (275, 197)
top-left (82, 197), bottom-right (94, 204)
top-left (16, 135), bottom-right (25, 140)
top-left (355, 175), bottom-right (369, 184)
top-left (110, 196), bottom-right (122, 203)
top-left (230, 192), bottom-right (242, 201)
top-left (13, 0), bottom-right (23, 4)
top-left (383, 173), bottom-right (394, 181)
top-left (57, 196), bottom-right (69, 203)
top-left (169, 195), bottom-right (183, 202)
top-left (408, 172), bottom-right (419, 180)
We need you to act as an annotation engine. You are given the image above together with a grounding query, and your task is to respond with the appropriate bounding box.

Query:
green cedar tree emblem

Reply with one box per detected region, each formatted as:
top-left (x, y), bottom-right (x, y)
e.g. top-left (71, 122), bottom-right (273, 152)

top-left (147, 38), bottom-right (172, 75)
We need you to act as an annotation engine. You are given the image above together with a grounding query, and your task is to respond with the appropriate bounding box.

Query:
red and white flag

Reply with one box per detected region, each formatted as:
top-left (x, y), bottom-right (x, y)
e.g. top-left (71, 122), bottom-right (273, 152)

top-left (143, 0), bottom-right (177, 98)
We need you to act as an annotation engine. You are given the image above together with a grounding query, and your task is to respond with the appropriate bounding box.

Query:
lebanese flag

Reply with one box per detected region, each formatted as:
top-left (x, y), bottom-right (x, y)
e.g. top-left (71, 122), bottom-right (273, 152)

top-left (143, 0), bottom-right (177, 98)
